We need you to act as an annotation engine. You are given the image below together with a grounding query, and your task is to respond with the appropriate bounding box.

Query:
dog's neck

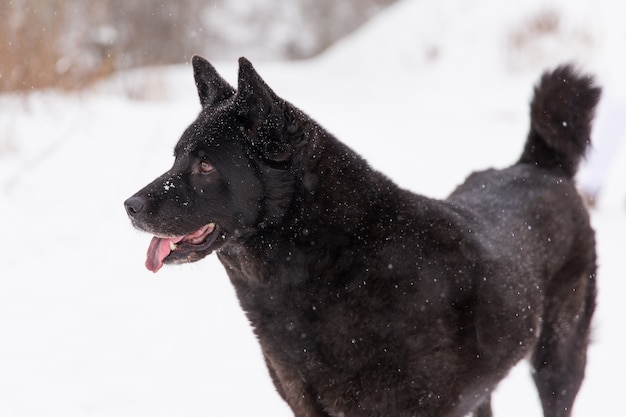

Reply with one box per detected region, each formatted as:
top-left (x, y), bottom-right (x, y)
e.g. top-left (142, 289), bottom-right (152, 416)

top-left (298, 130), bottom-right (407, 232)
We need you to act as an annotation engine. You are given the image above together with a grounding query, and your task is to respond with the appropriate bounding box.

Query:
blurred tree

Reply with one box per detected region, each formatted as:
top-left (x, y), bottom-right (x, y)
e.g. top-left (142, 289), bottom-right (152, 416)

top-left (0, 0), bottom-right (397, 92)
top-left (204, 0), bottom-right (397, 59)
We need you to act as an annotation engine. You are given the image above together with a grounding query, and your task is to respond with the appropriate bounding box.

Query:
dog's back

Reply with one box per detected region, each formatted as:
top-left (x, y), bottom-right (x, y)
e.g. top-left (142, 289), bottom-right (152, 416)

top-left (447, 65), bottom-right (599, 417)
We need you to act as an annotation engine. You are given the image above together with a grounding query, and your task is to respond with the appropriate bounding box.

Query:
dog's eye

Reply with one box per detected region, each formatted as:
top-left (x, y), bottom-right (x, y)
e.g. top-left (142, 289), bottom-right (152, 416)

top-left (199, 161), bottom-right (214, 174)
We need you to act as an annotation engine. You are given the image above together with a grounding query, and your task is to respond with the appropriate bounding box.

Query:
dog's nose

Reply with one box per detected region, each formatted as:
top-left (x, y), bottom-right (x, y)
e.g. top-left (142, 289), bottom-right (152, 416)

top-left (124, 195), bottom-right (145, 217)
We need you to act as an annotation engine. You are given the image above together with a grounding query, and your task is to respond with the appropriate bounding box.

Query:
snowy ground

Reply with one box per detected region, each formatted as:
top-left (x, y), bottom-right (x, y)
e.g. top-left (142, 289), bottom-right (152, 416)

top-left (1, 0), bottom-right (625, 416)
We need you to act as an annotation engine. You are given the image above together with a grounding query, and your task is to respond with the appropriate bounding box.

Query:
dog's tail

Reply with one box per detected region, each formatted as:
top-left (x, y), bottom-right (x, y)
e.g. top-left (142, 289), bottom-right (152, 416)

top-left (518, 65), bottom-right (601, 177)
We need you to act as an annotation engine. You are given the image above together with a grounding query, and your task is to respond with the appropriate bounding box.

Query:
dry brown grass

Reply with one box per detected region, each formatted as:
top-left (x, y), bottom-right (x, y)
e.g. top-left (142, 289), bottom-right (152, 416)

top-left (0, 0), bottom-right (399, 93)
top-left (0, 1), bottom-right (113, 93)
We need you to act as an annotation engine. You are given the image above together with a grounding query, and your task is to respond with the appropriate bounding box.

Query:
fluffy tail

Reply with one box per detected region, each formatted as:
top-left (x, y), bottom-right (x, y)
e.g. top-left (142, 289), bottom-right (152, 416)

top-left (519, 65), bottom-right (601, 177)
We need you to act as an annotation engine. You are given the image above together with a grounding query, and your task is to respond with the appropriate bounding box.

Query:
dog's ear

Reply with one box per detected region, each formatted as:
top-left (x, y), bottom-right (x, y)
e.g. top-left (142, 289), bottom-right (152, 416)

top-left (236, 57), bottom-right (279, 124)
top-left (236, 57), bottom-right (293, 162)
top-left (192, 55), bottom-right (235, 107)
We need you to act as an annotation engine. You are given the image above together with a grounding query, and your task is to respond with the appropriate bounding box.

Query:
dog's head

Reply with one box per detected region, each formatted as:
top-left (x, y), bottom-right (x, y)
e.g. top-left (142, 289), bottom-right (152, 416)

top-left (124, 56), bottom-right (311, 272)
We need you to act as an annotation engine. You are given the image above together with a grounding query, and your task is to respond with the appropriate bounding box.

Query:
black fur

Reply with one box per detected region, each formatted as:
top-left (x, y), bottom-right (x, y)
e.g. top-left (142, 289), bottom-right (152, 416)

top-left (520, 65), bottom-right (600, 176)
top-left (125, 58), bottom-right (600, 417)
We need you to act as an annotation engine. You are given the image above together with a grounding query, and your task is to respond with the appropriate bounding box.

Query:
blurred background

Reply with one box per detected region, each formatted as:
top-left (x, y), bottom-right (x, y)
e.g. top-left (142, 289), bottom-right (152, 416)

top-left (0, 0), bottom-right (396, 92)
top-left (1, 1), bottom-right (625, 416)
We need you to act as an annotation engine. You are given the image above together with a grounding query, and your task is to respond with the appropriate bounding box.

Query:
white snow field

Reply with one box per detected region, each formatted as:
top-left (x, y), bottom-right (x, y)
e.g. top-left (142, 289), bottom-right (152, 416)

top-left (1, 0), bottom-right (625, 416)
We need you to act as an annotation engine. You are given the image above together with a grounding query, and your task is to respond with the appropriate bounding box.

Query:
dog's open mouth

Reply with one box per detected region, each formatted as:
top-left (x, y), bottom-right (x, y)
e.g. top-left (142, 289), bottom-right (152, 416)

top-left (145, 223), bottom-right (220, 273)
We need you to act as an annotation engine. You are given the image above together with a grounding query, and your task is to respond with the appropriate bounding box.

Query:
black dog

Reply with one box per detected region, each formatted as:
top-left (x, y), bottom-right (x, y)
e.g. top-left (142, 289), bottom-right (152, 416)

top-left (125, 56), bottom-right (599, 417)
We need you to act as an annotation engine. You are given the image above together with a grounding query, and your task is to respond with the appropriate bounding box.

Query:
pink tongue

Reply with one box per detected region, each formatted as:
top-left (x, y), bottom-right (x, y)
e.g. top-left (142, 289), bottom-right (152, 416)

top-left (146, 236), bottom-right (181, 273)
